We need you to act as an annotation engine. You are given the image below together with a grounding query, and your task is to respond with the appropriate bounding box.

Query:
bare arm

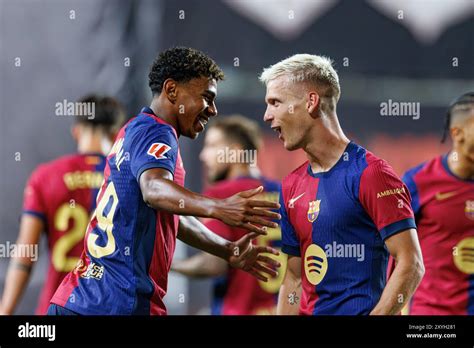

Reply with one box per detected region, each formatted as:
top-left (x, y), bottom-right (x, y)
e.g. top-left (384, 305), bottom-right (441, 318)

top-left (370, 228), bottom-right (424, 315)
top-left (277, 255), bottom-right (302, 315)
top-left (0, 215), bottom-right (43, 315)
top-left (171, 252), bottom-right (227, 278)
top-left (177, 215), bottom-right (281, 282)
top-left (177, 215), bottom-right (232, 260)
top-left (140, 168), bottom-right (280, 234)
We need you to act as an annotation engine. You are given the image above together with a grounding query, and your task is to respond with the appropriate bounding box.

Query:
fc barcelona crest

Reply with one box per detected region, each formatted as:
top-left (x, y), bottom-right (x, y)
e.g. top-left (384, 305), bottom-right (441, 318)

top-left (307, 200), bottom-right (321, 222)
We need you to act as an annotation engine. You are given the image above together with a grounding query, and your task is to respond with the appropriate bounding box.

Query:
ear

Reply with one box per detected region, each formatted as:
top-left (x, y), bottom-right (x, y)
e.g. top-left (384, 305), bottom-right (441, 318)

top-left (162, 78), bottom-right (178, 103)
top-left (450, 126), bottom-right (463, 143)
top-left (71, 124), bottom-right (80, 143)
top-left (306, 91), bottom-right (320, 116)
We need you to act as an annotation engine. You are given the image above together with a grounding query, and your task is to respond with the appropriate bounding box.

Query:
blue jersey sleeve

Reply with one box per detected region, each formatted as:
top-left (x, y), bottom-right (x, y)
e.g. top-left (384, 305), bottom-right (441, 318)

top-left (129, 123), bottom-right (179, 181)
top-left (279, 190), bottom-right (301, 256)
top-left (402, 165), bottom-right (423, 215)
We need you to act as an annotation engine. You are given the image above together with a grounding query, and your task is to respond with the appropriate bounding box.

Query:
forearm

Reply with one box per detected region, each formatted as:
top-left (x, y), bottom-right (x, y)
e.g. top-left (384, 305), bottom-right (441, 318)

top-left (370, 259), bottom-right (424, 315)
top-left (142, 177), bottom-right (218, 218)
top-left (0, 260), bottom-right (33, 314)
top-left (177, 216), bottom-right (232, 261)
top-left (277, 275), bottom-right (301, 315)
top-left (172, 252), bottom-right (227, 278)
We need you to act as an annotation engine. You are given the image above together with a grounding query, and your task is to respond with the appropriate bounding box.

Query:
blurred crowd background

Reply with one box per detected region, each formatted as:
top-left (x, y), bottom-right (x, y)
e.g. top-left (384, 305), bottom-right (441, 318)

top-left (0, 0), bottom-right (473, 314)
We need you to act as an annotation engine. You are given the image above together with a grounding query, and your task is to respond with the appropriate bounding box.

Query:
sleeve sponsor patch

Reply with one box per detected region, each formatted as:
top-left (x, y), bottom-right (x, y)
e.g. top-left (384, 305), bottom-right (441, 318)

top-left (147, 143), bottom-right (171, 159)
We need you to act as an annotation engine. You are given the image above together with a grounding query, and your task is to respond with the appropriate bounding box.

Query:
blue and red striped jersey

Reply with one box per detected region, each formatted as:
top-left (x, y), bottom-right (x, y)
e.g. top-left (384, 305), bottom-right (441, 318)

top-left (280, 141), bottom-right (416, 315)
top-left (51, 107), bottom-right (185, 315)
top-left (403, 154), bottom-right (474, 315)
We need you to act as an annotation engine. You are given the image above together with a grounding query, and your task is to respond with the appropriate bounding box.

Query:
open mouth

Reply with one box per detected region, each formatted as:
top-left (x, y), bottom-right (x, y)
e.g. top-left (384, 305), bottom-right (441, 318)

top-left (271, 126), bottom-right (282, 139)
top-left (196, 116), bottom-right (209, 132)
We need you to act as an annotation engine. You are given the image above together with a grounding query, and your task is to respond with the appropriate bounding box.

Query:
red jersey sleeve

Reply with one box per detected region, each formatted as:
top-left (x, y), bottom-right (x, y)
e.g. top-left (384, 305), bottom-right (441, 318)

top-left (22, 166), bottom-right (47, 220)
top-left (359, 159), bottom-right (416, 241)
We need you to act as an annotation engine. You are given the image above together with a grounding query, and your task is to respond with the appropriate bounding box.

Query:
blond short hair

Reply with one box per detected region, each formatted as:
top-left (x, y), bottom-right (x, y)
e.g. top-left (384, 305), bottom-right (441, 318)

top-left (259, 54), bottom-right (340, 99)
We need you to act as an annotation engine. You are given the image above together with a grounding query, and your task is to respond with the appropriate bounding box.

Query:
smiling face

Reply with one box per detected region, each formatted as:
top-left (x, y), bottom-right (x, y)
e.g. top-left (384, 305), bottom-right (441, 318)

top-left (175, 77), bottom-right (218, 139)
top-left (263, 76), bottom-right (314, 151)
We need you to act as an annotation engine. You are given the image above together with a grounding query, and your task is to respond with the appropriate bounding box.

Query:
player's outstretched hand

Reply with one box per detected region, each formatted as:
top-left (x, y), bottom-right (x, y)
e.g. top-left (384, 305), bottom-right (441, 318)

top-left (212, 186), bottom-right (280, 235)
top-left (228, 232), bottom-right (281, 282)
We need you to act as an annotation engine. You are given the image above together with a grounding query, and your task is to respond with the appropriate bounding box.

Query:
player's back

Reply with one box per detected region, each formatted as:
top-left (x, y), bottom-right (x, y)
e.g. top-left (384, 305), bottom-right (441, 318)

top-left (403, 155), bottom-right (474, 315)
top-left (23, 153), bottom-right (106, 314)
top-left (203, 176), bottom-right (282, 315)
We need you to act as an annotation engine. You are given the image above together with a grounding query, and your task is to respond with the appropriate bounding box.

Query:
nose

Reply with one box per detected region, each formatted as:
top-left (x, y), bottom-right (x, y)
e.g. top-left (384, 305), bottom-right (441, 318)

top-left (207, 101), bottom-right (217, 117)
top-left (263, 107), bottom-right (274, 123)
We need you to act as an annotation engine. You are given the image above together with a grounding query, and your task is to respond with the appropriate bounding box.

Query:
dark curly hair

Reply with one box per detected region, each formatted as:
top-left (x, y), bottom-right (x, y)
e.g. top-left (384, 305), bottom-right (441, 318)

top-left (148, 47), bottom-right (225, 95)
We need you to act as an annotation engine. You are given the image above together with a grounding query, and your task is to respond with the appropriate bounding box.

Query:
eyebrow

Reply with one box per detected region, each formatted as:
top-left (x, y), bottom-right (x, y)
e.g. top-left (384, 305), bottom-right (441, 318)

top-left (265, 96), bottom-right (280, 103)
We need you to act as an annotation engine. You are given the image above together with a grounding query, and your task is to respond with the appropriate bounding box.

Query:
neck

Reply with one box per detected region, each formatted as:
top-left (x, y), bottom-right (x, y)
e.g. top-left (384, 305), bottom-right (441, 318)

top-left (77, 131), bottom-right (107, 155)
top-left (447, 150), bottom-right (474, 180)
top-left (150, 96), bottom-right (180, 137)
top-left (304, 114), bottom-right (350, 173)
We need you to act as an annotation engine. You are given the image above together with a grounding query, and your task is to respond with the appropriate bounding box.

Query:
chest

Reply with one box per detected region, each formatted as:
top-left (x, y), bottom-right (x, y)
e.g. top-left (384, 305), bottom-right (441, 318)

top-left (419, 181), bottom-right (474, 233)
top-left (286, 174), bottom-right (367, 246)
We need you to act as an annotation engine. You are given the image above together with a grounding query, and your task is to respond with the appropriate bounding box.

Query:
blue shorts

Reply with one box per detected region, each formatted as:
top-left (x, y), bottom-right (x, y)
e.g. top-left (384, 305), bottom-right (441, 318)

top-left (47, 303), bottom-right (79, 315)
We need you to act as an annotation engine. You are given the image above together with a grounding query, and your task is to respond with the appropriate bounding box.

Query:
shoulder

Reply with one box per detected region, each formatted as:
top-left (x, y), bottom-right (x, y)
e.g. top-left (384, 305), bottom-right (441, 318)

top-left (360, 148), bottom-right (398, 179)
top-left (340, 142), bottom-right (376, 178)
top-left (281, 161), bottom-right (309, 188)
top-left (402, 156), bottom-right (440, 184)
top-left (127, 114), bottom-right (176, 138)
top-left (30, 154), bottom-right (82, 179)
top-left (124, 115), bottom-right (179, 158)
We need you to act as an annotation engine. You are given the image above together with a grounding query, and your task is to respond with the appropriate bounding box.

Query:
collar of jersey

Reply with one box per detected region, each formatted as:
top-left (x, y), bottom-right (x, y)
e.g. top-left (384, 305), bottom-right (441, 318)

top-left (307, 141), bottom-right (354, 178)
top-left (441, 153), bottom-right (474, 182)
top-left (140, 106), bottom-right (178, 138)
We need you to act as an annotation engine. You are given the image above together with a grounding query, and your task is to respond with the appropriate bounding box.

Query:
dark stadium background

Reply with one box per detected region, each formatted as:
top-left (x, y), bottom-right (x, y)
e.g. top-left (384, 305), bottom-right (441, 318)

top-left (0, 0), bottom-right (472, 314)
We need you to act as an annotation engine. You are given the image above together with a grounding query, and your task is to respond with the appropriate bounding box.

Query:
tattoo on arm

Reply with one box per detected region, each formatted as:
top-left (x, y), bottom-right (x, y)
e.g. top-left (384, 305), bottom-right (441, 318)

top-left (288, 291), bottom-right (299, 305)
top-left (12, 261), bottom-right (32, 273)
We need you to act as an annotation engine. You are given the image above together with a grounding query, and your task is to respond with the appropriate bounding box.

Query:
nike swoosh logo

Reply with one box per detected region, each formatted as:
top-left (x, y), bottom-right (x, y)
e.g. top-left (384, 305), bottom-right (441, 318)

top-left (289, 192), bottom-right (305, 206)
top-left (435, 191), bottom-right (458, 201)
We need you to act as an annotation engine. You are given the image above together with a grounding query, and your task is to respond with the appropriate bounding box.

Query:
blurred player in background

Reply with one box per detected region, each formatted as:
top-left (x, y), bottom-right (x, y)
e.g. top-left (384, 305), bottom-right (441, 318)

top-left (0, 95), bottom-right (126, 315)
top-left (172, 115), bottom-right (283, 315)
top-left (48, 47), bottom-right (281, 315)
top-left (260, 54), bottom-right (425, 315)
top-left (402, 92), bottom-right (474, 315)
